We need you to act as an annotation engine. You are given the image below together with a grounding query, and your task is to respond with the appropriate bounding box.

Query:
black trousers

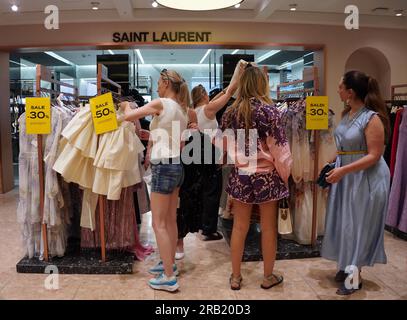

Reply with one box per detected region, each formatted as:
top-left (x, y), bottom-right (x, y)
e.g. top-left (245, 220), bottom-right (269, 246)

top-left (201, 166), bottom-right (223, 235)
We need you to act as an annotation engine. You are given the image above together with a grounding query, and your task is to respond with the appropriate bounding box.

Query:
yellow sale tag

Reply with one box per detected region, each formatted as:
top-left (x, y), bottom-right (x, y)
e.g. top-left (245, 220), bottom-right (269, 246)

top-left (90, 93), bottom-right (118, 135)
top-left (25, 97), bottom-right (51, 135)
top-left (306, 96), bottom-right (329, 130)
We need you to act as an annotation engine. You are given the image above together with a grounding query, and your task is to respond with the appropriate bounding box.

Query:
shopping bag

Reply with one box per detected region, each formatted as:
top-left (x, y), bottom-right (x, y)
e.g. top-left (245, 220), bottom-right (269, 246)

top-left (278, 198), bottom-right (293, 234)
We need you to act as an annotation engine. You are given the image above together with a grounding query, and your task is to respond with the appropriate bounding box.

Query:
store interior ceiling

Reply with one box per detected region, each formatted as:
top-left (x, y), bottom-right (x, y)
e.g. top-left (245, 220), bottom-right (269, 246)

top-left (0, 0), bottom-right (405, 28)
top-left (9, 49), bottom-right (308, 68)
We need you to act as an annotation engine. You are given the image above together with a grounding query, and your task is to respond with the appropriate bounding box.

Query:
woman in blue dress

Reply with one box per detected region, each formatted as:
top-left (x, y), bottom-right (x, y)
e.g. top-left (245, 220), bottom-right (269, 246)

top-left (321, 70), bottom-right (391, 295)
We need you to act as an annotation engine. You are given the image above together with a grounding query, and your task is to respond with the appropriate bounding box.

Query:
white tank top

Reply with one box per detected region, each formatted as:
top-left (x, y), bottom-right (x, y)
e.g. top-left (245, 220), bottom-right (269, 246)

top-left (149, 98), bottom-right (188, 161)
top-left (195, 105), bottom-right (218, 131)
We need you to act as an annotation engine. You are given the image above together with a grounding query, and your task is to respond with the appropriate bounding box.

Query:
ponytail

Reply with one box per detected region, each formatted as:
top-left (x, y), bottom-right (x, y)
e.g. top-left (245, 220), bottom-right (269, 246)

top-left (341, 70), bottom-right (390, 143)
top-left (177, 81), bottom-right (191, 113)
top-left (365, 76), bottom-right (390, 142)
top-left (163, 69), bottom-right (190, 114)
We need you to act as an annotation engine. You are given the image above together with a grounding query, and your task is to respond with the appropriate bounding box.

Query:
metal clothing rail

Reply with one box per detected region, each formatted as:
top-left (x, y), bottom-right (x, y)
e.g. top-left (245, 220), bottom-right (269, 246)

top-left (391, 84), bottom-right (407, 100)
top-left (35, 64), bottom-right (79, 262)
top-left (96, 63), bottom-right (122, 263)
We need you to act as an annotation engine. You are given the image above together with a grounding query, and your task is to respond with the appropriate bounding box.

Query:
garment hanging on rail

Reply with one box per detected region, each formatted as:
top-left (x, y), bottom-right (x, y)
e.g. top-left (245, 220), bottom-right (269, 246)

top-left (17, 106), bottom-right (75, 259)
top-left (280, 99), bottom-right (336, 245)
top-left (386, 107), bottom-right (407, 233)
top-left (53, 104), bottom-right (145, 231)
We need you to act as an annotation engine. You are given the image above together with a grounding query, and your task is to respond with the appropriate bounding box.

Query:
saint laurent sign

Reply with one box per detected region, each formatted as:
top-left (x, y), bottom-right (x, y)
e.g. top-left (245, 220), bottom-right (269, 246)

top-left (113, 31), bottom-right (212, 43)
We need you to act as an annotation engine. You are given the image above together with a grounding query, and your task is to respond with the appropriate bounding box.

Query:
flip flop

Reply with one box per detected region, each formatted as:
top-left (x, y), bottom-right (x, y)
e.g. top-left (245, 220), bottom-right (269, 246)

top-left (261, 274), bottom-right (284, 290)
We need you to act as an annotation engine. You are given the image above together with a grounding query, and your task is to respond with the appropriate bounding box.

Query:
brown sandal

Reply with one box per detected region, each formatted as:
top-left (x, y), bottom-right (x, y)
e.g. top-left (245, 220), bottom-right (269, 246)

top-left (229, 274), bottom-right (243, 291)
top-left (261, 274), bottom-right (284, 289)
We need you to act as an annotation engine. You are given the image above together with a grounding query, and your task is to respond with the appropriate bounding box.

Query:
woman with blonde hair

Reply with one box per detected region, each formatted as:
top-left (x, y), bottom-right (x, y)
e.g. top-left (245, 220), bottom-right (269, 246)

top-left (219, 64), bottom-right (292, 290)
top-left (122, 69), bottom-right (190, 292)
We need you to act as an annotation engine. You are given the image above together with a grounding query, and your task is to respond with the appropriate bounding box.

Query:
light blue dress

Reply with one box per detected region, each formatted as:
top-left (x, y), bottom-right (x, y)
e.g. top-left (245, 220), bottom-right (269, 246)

top-left (321, 107), bottom-right (389, 270)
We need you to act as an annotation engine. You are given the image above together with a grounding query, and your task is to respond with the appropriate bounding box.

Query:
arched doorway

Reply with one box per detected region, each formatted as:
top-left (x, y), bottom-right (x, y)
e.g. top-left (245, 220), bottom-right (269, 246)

top-left (345, 47), bottom-right (391, 99)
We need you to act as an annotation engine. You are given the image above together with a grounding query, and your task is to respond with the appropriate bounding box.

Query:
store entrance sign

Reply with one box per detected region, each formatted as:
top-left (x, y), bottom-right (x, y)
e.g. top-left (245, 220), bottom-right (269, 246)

top-left (306, 96), bottom-right (329, 130)
top-left (25, 97), bottom-right (51, 135)
top-left (90, 93), bottom-right (118, 135)
top-left (113, 31), bottom-right (212, 43)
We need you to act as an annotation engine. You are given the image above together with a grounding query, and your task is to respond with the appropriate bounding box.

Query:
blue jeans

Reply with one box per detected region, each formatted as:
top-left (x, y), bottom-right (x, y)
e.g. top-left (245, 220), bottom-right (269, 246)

top-left (151, 162), bottom-right (184, 194)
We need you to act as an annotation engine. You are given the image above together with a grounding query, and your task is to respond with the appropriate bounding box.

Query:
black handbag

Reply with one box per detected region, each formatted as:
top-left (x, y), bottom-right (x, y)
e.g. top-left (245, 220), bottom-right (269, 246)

top-left (316, 162), bottom-right (336, 188)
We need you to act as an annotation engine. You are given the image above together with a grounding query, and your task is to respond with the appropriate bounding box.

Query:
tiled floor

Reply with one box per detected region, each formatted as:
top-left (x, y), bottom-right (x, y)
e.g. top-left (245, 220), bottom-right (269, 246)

top-left (1, 188), bottom-right (406, 300)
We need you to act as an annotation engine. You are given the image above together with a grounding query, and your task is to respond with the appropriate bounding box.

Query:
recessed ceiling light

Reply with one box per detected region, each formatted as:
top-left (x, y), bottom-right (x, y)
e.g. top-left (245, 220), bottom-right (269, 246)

top-left (91, 2), bottom-right (99, 10)
top-left (135, 49), bottom-right (145, 64)
top-left (395, 10), bottom-right (403, 17)
top-left (152, 1), bottom-right (158, 8)
top-left (11, 4), bottom-right (18, 12)
top-left (199, 49), bottom-right (212, 64)
top-left (156, 1), bottom-right (244, 11)
top-left (289, 4), bottom-right (297, 11)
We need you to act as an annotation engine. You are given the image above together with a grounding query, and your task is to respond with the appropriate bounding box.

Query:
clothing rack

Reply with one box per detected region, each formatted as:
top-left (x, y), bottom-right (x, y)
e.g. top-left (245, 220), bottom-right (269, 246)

top-left (282, 67), bottom-right (321, 247)
top-left (35, 64), bottom-right (79, 262)
top-left (391, 84), bottom-right (407, 100)
top-left (96, 63), bottom-right (122, 262)
top-left (277, 66), bottom-right (319, 100)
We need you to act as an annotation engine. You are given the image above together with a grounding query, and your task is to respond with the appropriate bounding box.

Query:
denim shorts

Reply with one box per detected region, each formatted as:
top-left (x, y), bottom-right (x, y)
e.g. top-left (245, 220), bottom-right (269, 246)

top-left (151, 162), bottom-right (184, 194)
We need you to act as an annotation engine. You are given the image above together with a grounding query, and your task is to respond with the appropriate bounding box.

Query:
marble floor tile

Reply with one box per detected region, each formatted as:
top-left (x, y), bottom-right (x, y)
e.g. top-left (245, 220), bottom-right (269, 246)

top-left (73, 285), bottom-right (155, 300)
top-left (154, 286), bottom-right (236, 300)
top-left (1, 188), bottom-right (406, 300)
top-left (0, 284), bottom-right (79, 300)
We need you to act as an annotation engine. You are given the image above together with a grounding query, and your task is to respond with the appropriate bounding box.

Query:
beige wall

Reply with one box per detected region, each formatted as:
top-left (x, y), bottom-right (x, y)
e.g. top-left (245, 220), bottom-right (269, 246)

top-left (1, 21), bottom-right (406, 116)
top-left (0, 21), bottom-right (406, 191)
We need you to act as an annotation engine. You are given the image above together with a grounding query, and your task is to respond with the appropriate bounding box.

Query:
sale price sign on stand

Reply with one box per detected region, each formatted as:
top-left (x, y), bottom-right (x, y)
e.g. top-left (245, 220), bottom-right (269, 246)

top-left (25, 97), bottom-right (51, 135)
top-left (306, 96), bottom-right (329, 130)
top-left (90, 92), bottom-right (118, 134)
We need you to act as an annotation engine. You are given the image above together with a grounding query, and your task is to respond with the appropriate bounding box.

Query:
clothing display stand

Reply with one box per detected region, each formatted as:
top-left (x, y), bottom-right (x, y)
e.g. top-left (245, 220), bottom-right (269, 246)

top-left (220, 66), bottom-right (324, 260)
top-left (384, 84), bottom-right (407, 241)
top-left (17, 64), bottom-right (134, 274)
top-left (96, 63), bottom-right (122, 262)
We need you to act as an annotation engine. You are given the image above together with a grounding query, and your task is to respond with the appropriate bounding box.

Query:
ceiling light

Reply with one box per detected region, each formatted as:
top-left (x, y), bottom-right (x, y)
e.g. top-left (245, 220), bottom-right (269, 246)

top-left (395, 10), bottom-right (403, 17)
top-left (91, 2), bottom-right (100, 10)
top-left (152, 1), bottom-right (158, 8)
top-left (108, 50), bottom-right (114, 55)
top-left (199, 49), bottom-right (212, 64)
top-left (289, 4), bottom-right (297, 11)
top-left (135, 49), bottom-right (145, 64)
top-left (231, 49), bottom-right (240, 55)
top-left (256, 50), bottom-right (281, 63)
top-left (9, 60), bottom-right (27, 67)
top-left (44, 52), bottom-right (75, 66)
top-left (11, 4), bottom-right (18, 12)
top-left (156, 1), bottom-right (244, 11)
top-left (234, 3), bottom-right (241, 8)
top-left (278, 59), bottom-right (303, 70)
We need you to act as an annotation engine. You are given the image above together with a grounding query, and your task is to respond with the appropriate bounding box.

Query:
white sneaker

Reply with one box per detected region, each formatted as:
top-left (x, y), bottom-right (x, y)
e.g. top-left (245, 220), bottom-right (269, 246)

top-left (175, 252), bottom-right (185, 260)
top-left (148, 273), bottom-right (179, 292)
